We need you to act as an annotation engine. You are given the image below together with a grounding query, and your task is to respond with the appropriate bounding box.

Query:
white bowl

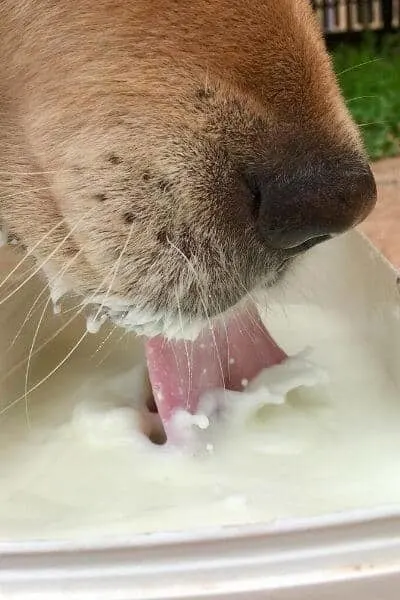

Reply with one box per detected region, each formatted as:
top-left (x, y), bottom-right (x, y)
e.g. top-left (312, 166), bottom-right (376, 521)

top-left (1, 231), bottom-right (400, 599)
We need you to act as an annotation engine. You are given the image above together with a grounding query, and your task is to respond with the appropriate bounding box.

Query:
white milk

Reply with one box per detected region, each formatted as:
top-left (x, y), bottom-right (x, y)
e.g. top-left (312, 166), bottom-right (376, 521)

top-left (0, 233), bottom-right (400, 542)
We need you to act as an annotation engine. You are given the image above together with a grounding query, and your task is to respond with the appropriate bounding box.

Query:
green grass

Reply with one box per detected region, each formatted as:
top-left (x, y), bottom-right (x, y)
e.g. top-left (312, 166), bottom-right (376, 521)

top-left (332, 33), bottom-right (400, 160)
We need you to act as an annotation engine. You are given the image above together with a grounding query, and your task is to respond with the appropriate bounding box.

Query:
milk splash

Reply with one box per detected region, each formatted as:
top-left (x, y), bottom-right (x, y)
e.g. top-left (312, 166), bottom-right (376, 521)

top-left (167, 350), bottom-right (328, 452)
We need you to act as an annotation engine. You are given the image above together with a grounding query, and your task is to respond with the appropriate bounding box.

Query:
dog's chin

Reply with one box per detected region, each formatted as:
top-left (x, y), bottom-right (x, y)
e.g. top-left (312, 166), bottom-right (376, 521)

top-left (42, 257), bottom-right (289, 341)
top-left (85, 294), bottom-right (206, 340)
top-left (84, 272), bottom-right (284, 342)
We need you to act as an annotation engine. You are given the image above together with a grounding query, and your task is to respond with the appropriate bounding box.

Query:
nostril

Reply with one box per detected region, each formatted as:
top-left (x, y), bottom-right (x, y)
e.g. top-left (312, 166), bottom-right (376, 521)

top-left (266, 229), bottom-right (333, 252)
top-left (251, 156), bottom-right (377, 255)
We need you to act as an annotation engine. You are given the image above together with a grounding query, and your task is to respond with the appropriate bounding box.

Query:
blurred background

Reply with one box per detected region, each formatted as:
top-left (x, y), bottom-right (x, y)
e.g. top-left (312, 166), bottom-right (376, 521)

top-left (313, 0), bottom-right (400, 265)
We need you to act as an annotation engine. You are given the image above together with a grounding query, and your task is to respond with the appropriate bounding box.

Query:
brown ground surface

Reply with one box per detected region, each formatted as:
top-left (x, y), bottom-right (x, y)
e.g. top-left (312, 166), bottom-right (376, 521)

top-left (359, 157), bottom-right (400, 268)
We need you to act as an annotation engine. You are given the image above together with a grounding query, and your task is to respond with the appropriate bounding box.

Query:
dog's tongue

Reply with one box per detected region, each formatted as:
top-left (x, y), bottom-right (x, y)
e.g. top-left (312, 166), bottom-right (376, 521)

top-left (145, 302), bottom-right (286, 441)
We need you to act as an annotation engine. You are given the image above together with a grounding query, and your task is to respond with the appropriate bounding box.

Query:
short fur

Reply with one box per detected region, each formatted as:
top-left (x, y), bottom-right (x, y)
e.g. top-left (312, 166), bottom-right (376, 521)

top-left (0, 0), bottom-right (374, 335)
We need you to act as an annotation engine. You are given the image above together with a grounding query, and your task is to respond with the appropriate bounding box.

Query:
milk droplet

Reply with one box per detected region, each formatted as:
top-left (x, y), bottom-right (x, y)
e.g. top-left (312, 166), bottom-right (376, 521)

top-left (86, 312), bottom-right (108, 334)
top-left (169, 411), bottom-right (210, 441)
top-left (43, 266), bottom-right (70, 314)
top-left (229, 358), bottom-right (235, 365)
top-left (241, 378), bottom-right (249, 388)
top-left (195, 414), bottom-right (210, 430)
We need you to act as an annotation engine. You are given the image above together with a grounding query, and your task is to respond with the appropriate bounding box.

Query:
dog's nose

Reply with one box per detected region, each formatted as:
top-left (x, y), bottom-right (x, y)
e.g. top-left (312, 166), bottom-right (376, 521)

top-left (252, 157), bottom-right (377, 252)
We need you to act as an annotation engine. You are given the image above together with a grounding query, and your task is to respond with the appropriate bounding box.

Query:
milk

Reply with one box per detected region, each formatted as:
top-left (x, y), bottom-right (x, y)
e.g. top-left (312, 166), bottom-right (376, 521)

top-left (0, 232), bottom-right (399, 542)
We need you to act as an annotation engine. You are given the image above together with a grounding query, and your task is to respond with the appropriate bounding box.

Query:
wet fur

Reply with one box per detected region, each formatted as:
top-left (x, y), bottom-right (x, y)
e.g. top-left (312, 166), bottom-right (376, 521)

top-left (0, 0), bottom-right (367, 336)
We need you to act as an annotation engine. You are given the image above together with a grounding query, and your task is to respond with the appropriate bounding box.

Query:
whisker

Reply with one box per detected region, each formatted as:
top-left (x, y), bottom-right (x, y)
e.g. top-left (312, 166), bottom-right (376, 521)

top-left (358, 121), bottom-right (388, 128)
top-left (90, 323), bottom-right (119, 359)
top-left (0, 330), bottom-right (89, 417)
top-left (19, 245), bottom-right (85, 423)
top-left (338, 57), bottom-right (382, 76)
top-left (1, 218), bottom-right (135, 407)
top-left (8, 248), bottom-right (84, 351)
top-left (0, 217), bottom-right (65, 294)
top-left (0, 249), bottom-right (125, 386)
top-left (174, 287), bottom-right (192, 404)
top-left (8, 289), bottom-right (49, 353)
top-left (212, 242), bottom-right (265, 341)
top-left (92, 219), bottom-right (135, 321)
top-left (167, 238), bottom-right (227, 394)
top-left (0, 264), bottom-right (38, 295)
top-left (346, 95), bottom-right (378, 103)
top-left (218, 312), bottom-right (231, 380)
top-left (94, 329), bottom-right (129, 368)
top-left (24, 294), bottom-right (53, 428)
top-left (0, 208), bottom-right (94, 309)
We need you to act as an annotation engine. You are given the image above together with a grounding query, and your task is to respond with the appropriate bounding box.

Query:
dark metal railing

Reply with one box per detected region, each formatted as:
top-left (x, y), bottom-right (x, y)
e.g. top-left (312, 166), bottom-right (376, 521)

top-left (312, 0), bottom-right (400, 34)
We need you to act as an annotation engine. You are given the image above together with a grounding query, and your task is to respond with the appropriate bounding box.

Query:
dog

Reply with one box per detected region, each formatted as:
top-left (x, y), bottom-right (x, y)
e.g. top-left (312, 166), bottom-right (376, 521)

top-left (0, 0), bottom-right (377, 342)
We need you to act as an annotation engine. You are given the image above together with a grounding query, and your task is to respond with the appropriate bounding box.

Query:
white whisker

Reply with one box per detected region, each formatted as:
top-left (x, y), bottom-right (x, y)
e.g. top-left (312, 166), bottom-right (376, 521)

top-left (0, 243), bottom-right (129, 386)
top-left (92, 219), bottom-right (136, 320)
top-left (8, 247), bottom-right (84, 351)
top-left (0, 208), bottom-right (94, 308)
top-left (0, 330), bottom-right (89, 417)
top-left (90, 324), bottom-right (119, 358)
top-left (94, 329), bottom-right (129, 368)
top-left (24, 294), bottom-right (53, 428)
top-left (0, 217), bottom-right (65, 294)
top-left (167, 238), bottom-right (226, 393)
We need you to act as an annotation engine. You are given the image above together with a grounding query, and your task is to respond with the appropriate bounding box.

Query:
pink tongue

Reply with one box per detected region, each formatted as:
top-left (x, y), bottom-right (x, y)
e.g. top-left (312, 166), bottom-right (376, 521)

top-left (145, 302), bottom-right (286, 441)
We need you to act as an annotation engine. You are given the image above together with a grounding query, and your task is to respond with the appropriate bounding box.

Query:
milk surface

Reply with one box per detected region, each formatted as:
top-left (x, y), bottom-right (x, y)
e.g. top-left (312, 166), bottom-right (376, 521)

top-left (1, 238), bottom-right (400, 542)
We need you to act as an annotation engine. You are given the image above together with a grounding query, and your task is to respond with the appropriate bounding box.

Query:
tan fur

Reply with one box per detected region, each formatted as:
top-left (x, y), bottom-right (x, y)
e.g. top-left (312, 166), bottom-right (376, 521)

top-left (0, 0), bottom-right (372, 334)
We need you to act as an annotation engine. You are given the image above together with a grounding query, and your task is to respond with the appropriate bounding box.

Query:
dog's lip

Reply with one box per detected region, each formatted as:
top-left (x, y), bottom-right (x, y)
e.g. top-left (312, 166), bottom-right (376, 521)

top-left (83, 260), bottom-right (286, 338)
top-left (83, 294), bottom-right (205, 340)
